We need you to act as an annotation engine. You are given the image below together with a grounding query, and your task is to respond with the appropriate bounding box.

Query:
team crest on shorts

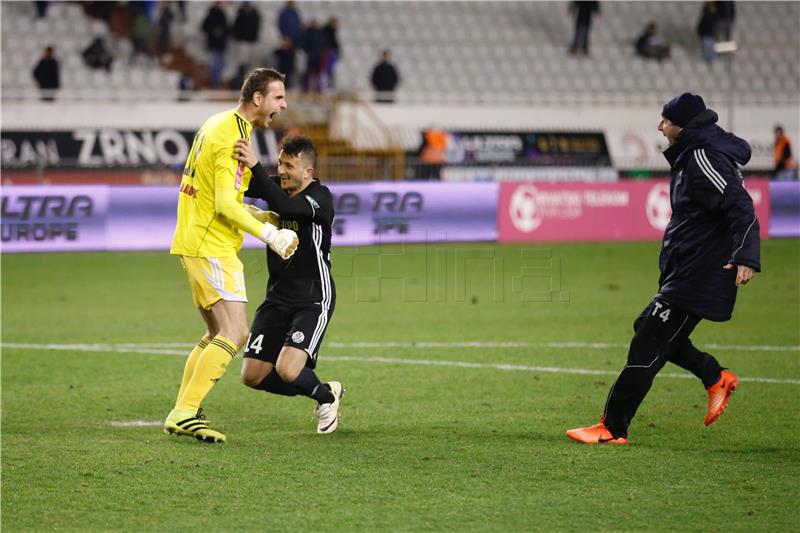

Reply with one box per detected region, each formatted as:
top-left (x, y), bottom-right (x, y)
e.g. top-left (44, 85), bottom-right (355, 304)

top-left (291, 331), bottom-right (305, 343)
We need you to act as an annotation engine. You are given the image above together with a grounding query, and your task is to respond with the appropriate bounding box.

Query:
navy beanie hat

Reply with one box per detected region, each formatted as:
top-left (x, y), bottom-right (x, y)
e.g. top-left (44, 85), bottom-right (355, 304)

top-left (662, 93), bottom-right (706, 127)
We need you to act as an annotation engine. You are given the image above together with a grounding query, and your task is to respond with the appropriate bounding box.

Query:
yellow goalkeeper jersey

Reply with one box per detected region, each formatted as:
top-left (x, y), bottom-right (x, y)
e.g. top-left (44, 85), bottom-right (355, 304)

top-left (170, 109), bottom-right (261, 258)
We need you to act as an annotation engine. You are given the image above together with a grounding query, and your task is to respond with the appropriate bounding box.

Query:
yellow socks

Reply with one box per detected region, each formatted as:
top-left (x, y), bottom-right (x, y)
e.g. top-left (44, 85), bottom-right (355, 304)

top-left (178, 335), bottom-right (239, 411)
top-left (175, 337), bottom-right (211, 409)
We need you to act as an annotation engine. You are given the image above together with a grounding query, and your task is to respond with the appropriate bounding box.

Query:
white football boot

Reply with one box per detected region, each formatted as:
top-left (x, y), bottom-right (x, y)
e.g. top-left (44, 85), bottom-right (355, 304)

top-left (314, 381), bottom-right (344, 434)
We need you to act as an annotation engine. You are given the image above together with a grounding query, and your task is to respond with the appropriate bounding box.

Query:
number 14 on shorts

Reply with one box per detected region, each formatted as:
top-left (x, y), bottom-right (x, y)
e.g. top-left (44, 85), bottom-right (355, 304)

top-left (245, 333), bottom-right (264, 354)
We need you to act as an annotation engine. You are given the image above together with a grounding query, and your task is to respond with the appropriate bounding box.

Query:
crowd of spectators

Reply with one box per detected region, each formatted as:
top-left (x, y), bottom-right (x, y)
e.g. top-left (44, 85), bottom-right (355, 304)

top-left (275, 2), bottom-right (340, 93)
top-left (29, 1), bottom-right (353, 96)
top-left (29, 0), bottom-right (757, 105)
top-left (568, 1), bottom-right (738, 67)
top-left (191, 1), bottom-right (344, 92)
top-left (634, 1), bottom-right (737, 66)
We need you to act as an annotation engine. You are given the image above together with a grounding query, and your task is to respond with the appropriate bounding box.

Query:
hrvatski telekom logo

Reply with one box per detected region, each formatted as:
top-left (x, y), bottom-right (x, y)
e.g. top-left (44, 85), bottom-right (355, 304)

top-left (509, 185), bottom-right (542, 233)
top-left (645, 183), bottom-right (672, 231)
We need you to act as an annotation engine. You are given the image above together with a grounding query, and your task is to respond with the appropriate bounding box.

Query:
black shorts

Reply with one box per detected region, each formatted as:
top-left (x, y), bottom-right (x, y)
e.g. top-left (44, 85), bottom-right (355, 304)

top-left (243, 300), bottom-right (334, 369)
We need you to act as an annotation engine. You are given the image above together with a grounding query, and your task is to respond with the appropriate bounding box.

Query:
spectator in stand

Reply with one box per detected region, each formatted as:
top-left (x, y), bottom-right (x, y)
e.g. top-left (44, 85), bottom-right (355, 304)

top-left (108, 2), bottom-right (133, 56)
top-left (84, 1), bottom-right (115, 21)
top-left (274, 36), bottom-right (296, 90)
top-left (774, 125), bottom-right (797, 180)
top-left (302, 19), bottom-right (326, 93)
top-left (176, 0), bottom-right (186, 22)
top-left (155, 1), bottom-right (176, 60)
top-left (635, 22), bottom-right (670, 62)
top-left (34, 1), bottom-right (49, 18)
top-left (32, 45), bottom-right (59, 101)
top-left (233, 2), bottom-right (261, 72)
top-left (278, 1), bottom-right (302, 50)
top-left (178, 69), bottom-right (195, 101)
top-left (202, 1), bottom-right (229, 87)
top-left (82, 36), bottom-right (114, 72)
top-left (228, 64), bottom-right (249, 91)
top-left (370, 49), bottom-right (399, 103)
top-left (569, 1), bottom-right (599, 56)
top-left (715, 1), bottom-right (735, 41)
top-left (130, 9), bottom-right (154, 65)
top-left (321, 16), bottom-right (340, 91)
top-left (698, 2), bottom-right (718, 65)
top-left (130, 0), bottom-right (156, 21)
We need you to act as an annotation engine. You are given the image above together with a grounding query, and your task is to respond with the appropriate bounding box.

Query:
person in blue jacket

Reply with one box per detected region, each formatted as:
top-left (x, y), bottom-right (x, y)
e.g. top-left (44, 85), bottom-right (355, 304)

top-left (567, 93), bottom-right (761, 444)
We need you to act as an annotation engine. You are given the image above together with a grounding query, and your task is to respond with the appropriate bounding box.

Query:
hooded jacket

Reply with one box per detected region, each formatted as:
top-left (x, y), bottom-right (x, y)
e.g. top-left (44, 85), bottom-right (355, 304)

top-left (657, 109), bottom-right (761, 321)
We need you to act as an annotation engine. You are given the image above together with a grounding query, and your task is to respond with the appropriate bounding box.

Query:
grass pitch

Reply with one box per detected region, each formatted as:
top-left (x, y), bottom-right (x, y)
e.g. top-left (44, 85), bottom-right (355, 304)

top-left (2, 240), bottom-right (799, 532)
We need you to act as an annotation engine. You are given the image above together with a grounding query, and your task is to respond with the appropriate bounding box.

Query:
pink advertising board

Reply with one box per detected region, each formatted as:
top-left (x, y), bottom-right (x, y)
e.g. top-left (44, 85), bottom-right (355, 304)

top-left (498, 179), bottom-right (770, 243)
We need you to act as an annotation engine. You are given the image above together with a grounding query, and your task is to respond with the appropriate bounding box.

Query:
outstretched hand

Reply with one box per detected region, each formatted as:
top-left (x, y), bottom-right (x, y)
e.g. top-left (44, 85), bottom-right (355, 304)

top-left (233, 139), bottom-right (258, 168)
top-left (723, 263), bottom-right (756, 286)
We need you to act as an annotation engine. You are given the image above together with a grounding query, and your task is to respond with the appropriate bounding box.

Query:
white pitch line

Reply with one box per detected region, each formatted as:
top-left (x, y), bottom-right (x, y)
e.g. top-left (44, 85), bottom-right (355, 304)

top-left (324, 356), bottom-right (800, 385)
top-left (2, 342), bottom-right (799, 385)
top-left (1, 342), bottom-right (188, 356)
top-left (59, 340), bottom-right (800, 353)
top-left (326, 340), bottom-right (800, 353)
top-left (109, 420), bottom-right (162, 428)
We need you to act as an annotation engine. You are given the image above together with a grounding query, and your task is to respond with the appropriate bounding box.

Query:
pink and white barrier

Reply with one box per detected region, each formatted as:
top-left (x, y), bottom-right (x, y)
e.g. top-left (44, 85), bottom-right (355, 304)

top-left (498, 180), bottom-right (770, 242)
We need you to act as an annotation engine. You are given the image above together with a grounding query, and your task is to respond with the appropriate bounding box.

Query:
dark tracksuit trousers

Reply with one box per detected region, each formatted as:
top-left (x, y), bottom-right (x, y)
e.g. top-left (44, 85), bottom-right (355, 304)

top-left (603, 298), bottom-right (724, 438)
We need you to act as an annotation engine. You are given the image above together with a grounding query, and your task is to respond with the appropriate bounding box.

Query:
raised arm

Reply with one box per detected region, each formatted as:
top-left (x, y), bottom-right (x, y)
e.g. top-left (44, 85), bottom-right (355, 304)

top-left (213, 139), bottom-right (298, 259)
top-left (213, 139), bottom-right (271, 236)
top-left (235, 139), bottom-right (317, 220)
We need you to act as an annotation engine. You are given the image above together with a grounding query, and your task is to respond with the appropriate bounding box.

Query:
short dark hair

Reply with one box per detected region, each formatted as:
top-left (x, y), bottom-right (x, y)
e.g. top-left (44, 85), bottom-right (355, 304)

top-left (240, 68), bottom-right (285, 102)
top-left (281, 135), bottom-right (317, 168)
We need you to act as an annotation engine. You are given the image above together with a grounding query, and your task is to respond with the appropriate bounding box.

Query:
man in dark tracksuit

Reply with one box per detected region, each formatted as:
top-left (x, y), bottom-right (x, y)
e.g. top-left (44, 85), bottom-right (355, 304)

top-left (567, 93), bottom-right (761, 444)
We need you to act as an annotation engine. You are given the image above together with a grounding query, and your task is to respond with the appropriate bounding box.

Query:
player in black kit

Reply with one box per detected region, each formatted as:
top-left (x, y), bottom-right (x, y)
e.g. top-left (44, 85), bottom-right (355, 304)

top-left (233, 135), bottom-right (344, 434)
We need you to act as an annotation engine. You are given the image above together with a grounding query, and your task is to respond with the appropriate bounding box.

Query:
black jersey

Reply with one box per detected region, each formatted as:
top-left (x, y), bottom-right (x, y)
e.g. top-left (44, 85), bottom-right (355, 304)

top-left (245, 163), bottom-right (335, 309)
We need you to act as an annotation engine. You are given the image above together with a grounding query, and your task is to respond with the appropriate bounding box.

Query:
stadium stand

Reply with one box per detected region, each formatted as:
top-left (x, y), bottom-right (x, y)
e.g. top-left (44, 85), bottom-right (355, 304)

top-left (2, 1), bottom-right (797, 105)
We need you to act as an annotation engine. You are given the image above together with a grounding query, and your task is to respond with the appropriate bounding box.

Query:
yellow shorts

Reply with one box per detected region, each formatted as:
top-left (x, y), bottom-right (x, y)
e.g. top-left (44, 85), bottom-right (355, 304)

top-left (179, 256), bottom-right (247, 310)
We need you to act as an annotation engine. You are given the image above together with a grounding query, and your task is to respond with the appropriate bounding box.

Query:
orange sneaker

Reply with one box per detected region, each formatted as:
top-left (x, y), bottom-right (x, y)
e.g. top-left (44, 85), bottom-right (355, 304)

top-left (566, 419), bottom-right (628, 444)
top-left (705, 369), bottom-right (739, 426)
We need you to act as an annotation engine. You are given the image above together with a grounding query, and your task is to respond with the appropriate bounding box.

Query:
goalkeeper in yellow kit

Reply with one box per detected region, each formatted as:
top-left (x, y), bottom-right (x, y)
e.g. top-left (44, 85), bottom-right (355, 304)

top-left (164, 68), bottom-right (297, 443)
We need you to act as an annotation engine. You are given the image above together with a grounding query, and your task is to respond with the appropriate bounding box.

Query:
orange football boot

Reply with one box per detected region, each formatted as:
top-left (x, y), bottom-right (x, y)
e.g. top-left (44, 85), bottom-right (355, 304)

top-left (705, 369), bottom-right (739, 426)
top-left (566, 418), bottom-right (628, 444)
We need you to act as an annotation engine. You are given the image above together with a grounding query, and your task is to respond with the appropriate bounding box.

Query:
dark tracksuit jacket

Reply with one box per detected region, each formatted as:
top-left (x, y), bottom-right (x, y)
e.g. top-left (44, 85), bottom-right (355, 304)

top-left (657, 109), bottom-right (761, 322)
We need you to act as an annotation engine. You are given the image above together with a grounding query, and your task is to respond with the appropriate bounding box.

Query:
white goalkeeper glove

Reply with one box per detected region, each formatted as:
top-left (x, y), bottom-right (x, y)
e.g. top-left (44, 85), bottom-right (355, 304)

top-left (259, 224), bottom-right (298, 260)
top-left (244, 203), bottom-right (280, 227)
